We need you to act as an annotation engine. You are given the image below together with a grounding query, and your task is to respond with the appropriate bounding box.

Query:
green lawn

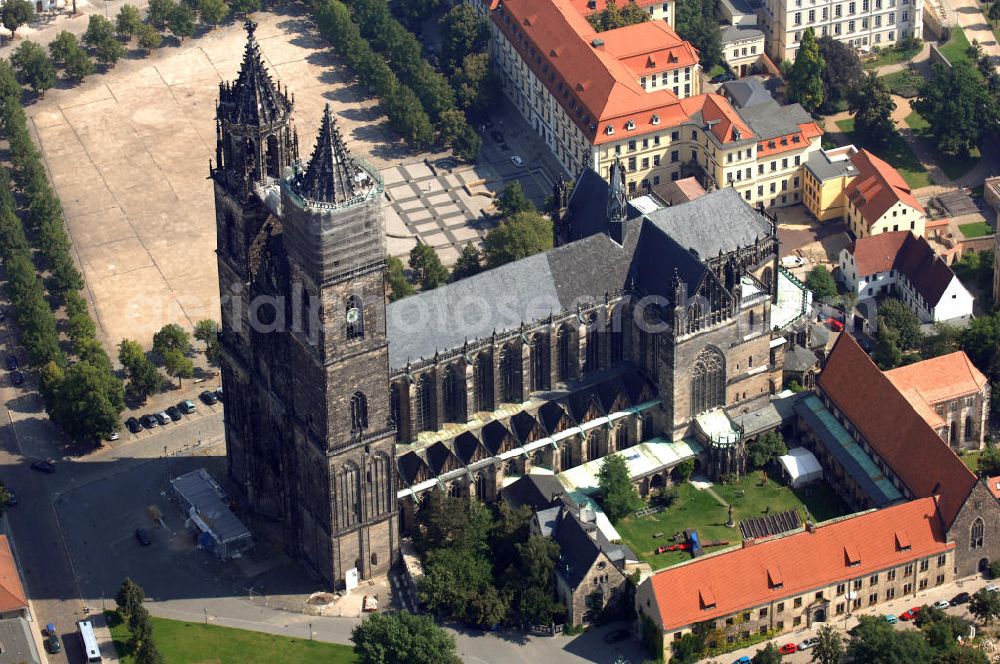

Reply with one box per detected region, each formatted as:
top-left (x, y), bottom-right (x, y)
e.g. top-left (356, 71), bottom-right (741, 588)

top-left (959, 221), bottom-right (994, 238)
top-left (106, 611), bottom-right (357, 664)
top-left (707, 63), bottom-right (727, 79)
top-left (960, 449), bottom-right (982, 472)
top-left (864, 42), bottom-right (922, 69)
top-left (616, 472), bottom-right (852, 571)
top-left (938, 26), bottom-right (973, 67)
top-left (879, 69), bottom-right (923, 98)
top-left (834, 118), bottom-right (932, 189)
top-left (904, 110), bottom-right (980, 180)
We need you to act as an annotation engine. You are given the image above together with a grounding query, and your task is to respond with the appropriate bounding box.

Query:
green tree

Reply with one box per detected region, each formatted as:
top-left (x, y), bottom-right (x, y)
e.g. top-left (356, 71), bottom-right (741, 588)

top-left (816, 36), bottom-right (864, 110)
top-left (386, 254), bottom-right (414, 301)
top-left (587, 0), bottom-right (649, 31)
top-left (787, 28), bottom-right (825, 112)
top-left (408, 243), bottom-right (449, 290)
top-left (83, 14), bottom-right (116, 49)
top-left (978, 442), bottom-right (1000, 476)
top-left (675, 458), bottom-right (695, 483)
top-left (805, 265), bottom-right (838, 300)
top-left (116, 4), bottom-right (142, 39)
top-left (229, 0), bottom-right (259, 15)
top-left (163, 348), bottom-right (194, 387)
top-left (0, 485), bottom-right (11, 518)
top-left (44, 361), bottom-right (124, 443)
top-left (194, 319), bottom-right (221, 365)
top-left (958, 311), bottom-right (999, 376)
top-left (847, 615), bottom-right (933, 664)
top-left (919, 322), bottom-right (960, 359)
top-left (970, 588), bottom-right (1000, 624)
top-left (440, 4), bottom-right (487, 71)
top-left (197, 0), bottom-right (228, 27)
top-left (753, 642), bottom-right (782, 664)
top-left (168, 4), bottom-right (196, 41)
top-left (11, 40), bottom-right (55, 97)
top-left (850, 72), bottom-right (897, 146)
top-left (873, 325), bottom-right (904, 370)
top-left (351, 611), bottom-right (462, 664)
top-left (127, 605), bottom-right (153, 653)
top-left (118, 339), bottom-right (162, 401)
top-left (598, 454), bottom-right (642, 523)
top-left (935, 648), bottom-right (990, 664)
top-left (482, 211), bottom-right (553, 268)
top-left (811, 624), bottom-right (843, 664)
top-left (496, 180), bottom-right (534, 218)
top-left (1, 0), bottom-right (34, 39)
top-left (451, 53), bottom-right (498, 118)
top-left (94, 34), bottom-right (126, 67)
top-left (675, 0), bottom-right (723, 67)
top-left (877, 297), bottom-right (921, 349)
top-left (671, 632), bottom-right (704, 664)
top-left (748, 430), bottom-right (787, 469)
top-left (63, 44), bottom-right (96, 82)
top-left (152, 323), bottom-right (191, 356)
top-left (147, 0), bottom-right (177, 29)
top-left (913, 62), bottom-right (997, 156)
top-left (136, 23), bottom-right (163, 52)
top-left (48, 30), bottom-right (79, 64)
top-left (115, 577), bottom-right (145, 617)
top-left (135, 640), bottom-right (165, 664)
top-left (450, 242), bottom-right (482, 281)
top-left (991, 0), bottom-right (1000, 26)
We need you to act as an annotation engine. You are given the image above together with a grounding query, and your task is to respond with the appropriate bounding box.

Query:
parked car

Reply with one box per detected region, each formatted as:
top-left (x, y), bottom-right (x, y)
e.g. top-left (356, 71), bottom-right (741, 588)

top-left (154, 411), bottom-right (170, 426)
top-left (215, 387), bottom-right (224, 403)
top-left (780, 255), bottom-right (806, 269)
top-left (951, 592), bottom-right (972, 605)
top-left (10, 370), bottom-right (23, 386)
top-left (43, 623), bottom-right (55, 636)
top-left (825, 317), bottom-right (844, 331)
top-left (986, 584), bottom-right (1000, 593)
top-left (179, 400), bottom-right (196, 414)
top-left (199, 390), bottom-right (218, 405)
top-left (30, 459), bottom-right (55, 474)
top-left (603, 629), bottom-right (630, 644)
top-left (798, 637), bottom-right (820, 650)
top-left (510, 155), bottom-right (524, 167)
top-left (900, 606), bottom-right (921, 621)
top-left (5, 355), bottom-right (16, 371)
top-left (884, 613), bottom-right (898, 624)
top-left (933, 599), bottom-right (950, 610)
top-left (125, 417), bottom-right (142, 434)
top-left (734, 657), bottom-right (752, 664)
top-left (166, 405), bottom-right (182, 421)
top-left (139, 414), bottom-right (157, 429)
top-left (710, 71), bottom-right (736, 84)
top-left (779, 643), bottom-right (798, 655)
top-left (46, 634), bottom-right (61, 654)
top-left (106, 431), bottom-right (119, 441)
top-left (134, 528), bottom-right (152, 546)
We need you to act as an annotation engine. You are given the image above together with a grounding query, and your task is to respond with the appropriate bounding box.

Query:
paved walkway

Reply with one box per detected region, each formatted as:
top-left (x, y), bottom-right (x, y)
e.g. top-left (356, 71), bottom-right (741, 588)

top-left (945, 0), bottom-right (1000, 65)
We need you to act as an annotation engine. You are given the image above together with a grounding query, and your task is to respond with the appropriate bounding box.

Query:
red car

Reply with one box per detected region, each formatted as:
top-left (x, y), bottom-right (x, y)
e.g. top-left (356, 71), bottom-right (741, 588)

top-left (825, 317), bottom-right (844, 331)
top-left (899, 606), bottom-right (922, 621)
top-left (779, 643), bottom-right (798, 655)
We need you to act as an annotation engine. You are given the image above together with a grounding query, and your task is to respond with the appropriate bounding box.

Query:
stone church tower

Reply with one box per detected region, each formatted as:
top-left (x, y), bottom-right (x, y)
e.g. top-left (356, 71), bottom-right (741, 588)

top-left (212, 22), bottom-right (397, 589)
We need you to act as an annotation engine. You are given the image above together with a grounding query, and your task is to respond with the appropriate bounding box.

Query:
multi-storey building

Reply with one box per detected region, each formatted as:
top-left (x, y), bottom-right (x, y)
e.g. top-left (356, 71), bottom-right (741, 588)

top-left (802, 145), bottom-right (858, 221)
top-left (760, 0), bottom-right (922, 62)
top-left (845, 150), bottom-right (926, 238)
top-left (488, 0), bottom-right (823, 206)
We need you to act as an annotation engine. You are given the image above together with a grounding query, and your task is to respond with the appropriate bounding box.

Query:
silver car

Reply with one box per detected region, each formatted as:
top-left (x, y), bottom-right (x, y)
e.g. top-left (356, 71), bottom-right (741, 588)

top-left (799, 637), bottom-right (820, 650)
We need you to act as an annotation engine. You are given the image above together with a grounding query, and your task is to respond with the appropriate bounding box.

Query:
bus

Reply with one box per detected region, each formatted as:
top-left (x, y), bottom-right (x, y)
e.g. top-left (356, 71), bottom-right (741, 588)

top-left (76, 620), bottom-right (102, 663)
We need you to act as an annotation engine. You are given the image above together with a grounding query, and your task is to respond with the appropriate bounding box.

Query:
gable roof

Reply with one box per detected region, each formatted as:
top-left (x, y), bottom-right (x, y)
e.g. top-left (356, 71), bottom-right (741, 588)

top-left (849, 232), bottom-right (962, 307)
top-left (502, 474), bottom-right (571, 510)
top-left (885, 351), bottom-right (989, 418)
top-left (0, 537), bottom-right (26, 614)
top-left (720, 77), bottom-right (773, 109)
top-left (816, 334), bottom-right (977, 526)
top-left (647, 498), bottom-right (950, 632)
top-left (845, 150), bottom-right (925, 225)
top-left (554, 510), bottom-right (606, 588)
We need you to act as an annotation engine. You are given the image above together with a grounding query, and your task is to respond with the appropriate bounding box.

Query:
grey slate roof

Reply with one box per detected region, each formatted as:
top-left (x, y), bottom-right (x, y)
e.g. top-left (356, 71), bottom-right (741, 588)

top-left (218, 21), bottom-right (291, 127)
top-left (784, 344), bottom-right (820, 373)
top-left (554, 511), bottom-right (604, 589)
top-left (721, 78), bottom-right (773, 109)
top-left (502, 474), bottom-right (571, 510)
top-left (291, 105), bottom-right (366, 204)
top-left (805, 149), bottom-right (859, 182)
top-left (739, 100), bottom-right (814, 141)
top-left (720, 25), bottom-right (764, 44)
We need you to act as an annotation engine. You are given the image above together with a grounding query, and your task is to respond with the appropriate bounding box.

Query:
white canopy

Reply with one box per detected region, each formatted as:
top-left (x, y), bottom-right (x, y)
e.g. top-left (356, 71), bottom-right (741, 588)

top-left (779, 447), bottom-right (823, 488)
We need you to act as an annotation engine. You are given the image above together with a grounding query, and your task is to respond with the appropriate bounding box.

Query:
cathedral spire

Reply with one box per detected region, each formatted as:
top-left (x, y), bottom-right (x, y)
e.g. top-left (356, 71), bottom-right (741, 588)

top-left (292, 104), bottom-right (368, 204)
top-left (219, 20), bottom-right (292, 127)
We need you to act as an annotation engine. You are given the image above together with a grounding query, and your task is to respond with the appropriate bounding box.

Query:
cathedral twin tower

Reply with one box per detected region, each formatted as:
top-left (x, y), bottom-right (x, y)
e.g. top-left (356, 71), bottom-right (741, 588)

top-left (212, 21), bottom-right (397, 589)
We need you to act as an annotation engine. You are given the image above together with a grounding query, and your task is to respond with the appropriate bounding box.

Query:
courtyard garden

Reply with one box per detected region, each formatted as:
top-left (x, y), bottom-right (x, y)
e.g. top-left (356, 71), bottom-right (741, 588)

top-left (616, 471), bottom-right (851, 571)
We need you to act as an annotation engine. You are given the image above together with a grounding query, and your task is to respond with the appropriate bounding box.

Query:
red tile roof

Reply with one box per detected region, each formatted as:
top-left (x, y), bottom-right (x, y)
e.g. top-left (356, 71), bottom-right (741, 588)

top-left (885, 351), bottom-right (989, 421)
top-left (600, 21), bottom-right (699, 74)
top-left (648, 498), bottom-right (950, 632)
top-left (0, 536), bottom-right (26, 614)
top-left (987, 476), bottom-right (1000, 500)
top-left (849, 231), bottom-right (959, 308)
top-left (845, 150), bottom-right (925, 227)
top-left (817, 334), bottom-right (977, 526)
top-left (756, 122), bottom-right (823, 157)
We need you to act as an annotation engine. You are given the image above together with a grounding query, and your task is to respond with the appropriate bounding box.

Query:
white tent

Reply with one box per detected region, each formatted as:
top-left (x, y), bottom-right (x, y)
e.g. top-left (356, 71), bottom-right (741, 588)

top-left (778, 447), bottom-right (823, 488)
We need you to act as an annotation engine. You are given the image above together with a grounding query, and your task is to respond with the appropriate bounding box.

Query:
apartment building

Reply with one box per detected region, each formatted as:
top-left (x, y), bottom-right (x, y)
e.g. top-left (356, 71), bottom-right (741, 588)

top-left (802, 145), bottom-right (859, 220)
top-left (845, 149), bottom-right (925, 238)
top-left (759, 0), bottom-right (923, 62)
top-left (721, 25), bottom-right (767, 76)
top-left (489, 0), bottom-right (823, 206)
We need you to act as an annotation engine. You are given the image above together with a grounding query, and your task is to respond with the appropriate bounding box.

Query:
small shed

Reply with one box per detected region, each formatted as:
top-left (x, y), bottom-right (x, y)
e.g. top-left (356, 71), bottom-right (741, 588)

top-left (171, 468), bottom-right (253, 560)
top-left (778, 447), bottom-right (823, 488)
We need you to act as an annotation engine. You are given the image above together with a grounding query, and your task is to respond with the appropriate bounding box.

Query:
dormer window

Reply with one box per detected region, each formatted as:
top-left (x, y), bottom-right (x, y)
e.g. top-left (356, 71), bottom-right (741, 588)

top-left (651, 114), bottom-right (660, 125)
top-left (845, 544), bottom-right (861, 567)
top-left (733, 127), bottom-right (742, 140)
top-left (605, 125), bottom-right (615, 135)
top-left (625, 120), bottom-right (636, 131)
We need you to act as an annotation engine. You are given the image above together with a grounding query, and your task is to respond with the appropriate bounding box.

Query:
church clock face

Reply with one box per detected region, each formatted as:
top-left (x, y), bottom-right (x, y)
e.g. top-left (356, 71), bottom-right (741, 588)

top-left (346, 307), bottom-right (360, 324)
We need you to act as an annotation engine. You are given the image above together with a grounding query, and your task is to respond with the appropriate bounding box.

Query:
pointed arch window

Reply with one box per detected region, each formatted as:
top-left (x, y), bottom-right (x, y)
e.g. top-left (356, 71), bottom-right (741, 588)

top-left (390, 382), bottom-right (402, 441)
top-left (349, 392), bottom-right (368, 432)
top-left (530, 334), bottom-right (550, 392)
top-left (691, 348), bottom-right (726, 417)
top-left (972, 518), bottom-right (985, 549)
top-left (346, 295), bottom-right (364, 340)
top-left (965, 416), bottom-right (974, 441)
top-left (337, 462), bottom-right (361, 529)
top-left (473, 353), bottom-right (494, 413)
top-left (585, 320), bottom-right (601, 372)
top-left (556, 324), bottom-right (572, 382)
top-left (587, 433), bottom-right (601, 461)
top-left (442, 364), bottom-right (465, 423)
top-left (414, 374), bottom-right (435, 433)
top-left (499, 345), bottom-right (518, 404)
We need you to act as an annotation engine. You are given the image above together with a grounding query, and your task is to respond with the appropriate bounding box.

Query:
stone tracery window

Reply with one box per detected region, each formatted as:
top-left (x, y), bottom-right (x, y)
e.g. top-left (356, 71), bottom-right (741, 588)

top-left (530, 334), bottom-right (549, 392)
top-left (556, 324), bottom-right (572, 382)
top-left (414, 373), bottom-right (434, 433)
top-left (585, 318), bottom-right (601, 372)
top-left (691, 347), bottom-right (726, 417)
top-left (473, 353), bottom-right (494, 413)
top-left (349, 391), bottom-right (368, 432)
top-left (346, 295), bottom-right (364, 340)
top-left (442, 364), bottom-right (464, 423)
top-left (972, 518), bottom-right (985, 549)
top-left (499, 345), bottom-right (517, 404)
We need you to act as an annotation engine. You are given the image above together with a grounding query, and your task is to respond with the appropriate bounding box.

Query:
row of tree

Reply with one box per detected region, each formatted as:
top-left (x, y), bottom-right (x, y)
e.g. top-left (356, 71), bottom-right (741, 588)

top-left (117, 320), bottom-right (217, 402)
top-left (415, 490), bottom-right (565, 629)
top-left (115, 578), bottom-right (165, 664)
top-left (0, 61), bottom-right (127, 444)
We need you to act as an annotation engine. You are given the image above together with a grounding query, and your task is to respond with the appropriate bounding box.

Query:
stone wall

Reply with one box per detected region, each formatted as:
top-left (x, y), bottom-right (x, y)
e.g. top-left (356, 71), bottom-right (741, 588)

top-left (949, 481), bottom-right (1000, 578)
